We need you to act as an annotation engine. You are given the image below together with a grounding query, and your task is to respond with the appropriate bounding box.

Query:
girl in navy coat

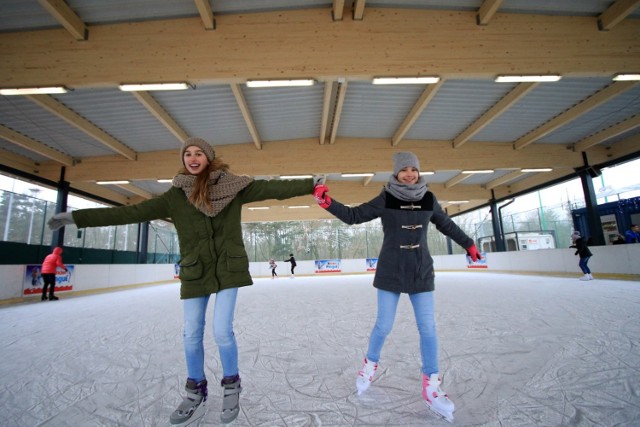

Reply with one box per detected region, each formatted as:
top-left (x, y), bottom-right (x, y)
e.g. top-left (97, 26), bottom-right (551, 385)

top-left (313, 152), bottom-right (481, 422)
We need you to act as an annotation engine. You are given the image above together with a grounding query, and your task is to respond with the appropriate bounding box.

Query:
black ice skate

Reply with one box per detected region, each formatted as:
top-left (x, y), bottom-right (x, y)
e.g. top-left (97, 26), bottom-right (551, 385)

top-left (220, 374), bottom-right (242, 423)
top-left (170, 378), bottom-right (207, 426)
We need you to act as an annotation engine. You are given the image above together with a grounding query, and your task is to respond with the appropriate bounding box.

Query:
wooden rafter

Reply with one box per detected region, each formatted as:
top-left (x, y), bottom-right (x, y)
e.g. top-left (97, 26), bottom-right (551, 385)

top-left (453, 82), bottom-right (537, 148)
top-left (332, 0), bottom-right (345, 21)
top-left (0, 125), bottom-right (74, 166)
top-left (194, 0), bottom-right (215, 30)
top-left (25, 95), bottom-right (137, 160)
top-left (320, 81), bottom-right (335, 145)
top-left (36, 0), bottom-right (87, 40)
top-left (230, 84), bottom-right (262, 150)
top-left (391, 81), bottom-right (443, 146)
top-left (477, 0), bottom-right (504, 25)
top-left (483, 170), bottom-right (524, 190)
top-left (598, 0), bottom-right (640, 31)
top-left (444, 173), bottom-right (472, 189)
top-left (513, 81), bottom-right (639, 150)
top-left (353, 0), bottom-right (366, 20)
top-left (114, 183), bottom-right (153, 199)
top-left (574, 114), bottom-right (640, 152)
top-left (329, 82), bottom-right (348, 145)
top-left (130, 91), bottom-right (189, 142)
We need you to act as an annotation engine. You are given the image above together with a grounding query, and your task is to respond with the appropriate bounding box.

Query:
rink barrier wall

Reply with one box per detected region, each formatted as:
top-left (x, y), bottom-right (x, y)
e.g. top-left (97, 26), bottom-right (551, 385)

top-left (1, 245), bottom-right (638, 304)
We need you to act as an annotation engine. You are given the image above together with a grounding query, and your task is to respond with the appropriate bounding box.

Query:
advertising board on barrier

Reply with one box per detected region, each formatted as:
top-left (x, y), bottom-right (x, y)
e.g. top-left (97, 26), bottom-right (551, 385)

top-left (315, 259), bottom-right (341, 273)
top-left (467, 253), bottom-right (488, 269)
top-left (366, 258), bottom-right (378, 271)
top-left (23, 265), bottom-right (74, 296)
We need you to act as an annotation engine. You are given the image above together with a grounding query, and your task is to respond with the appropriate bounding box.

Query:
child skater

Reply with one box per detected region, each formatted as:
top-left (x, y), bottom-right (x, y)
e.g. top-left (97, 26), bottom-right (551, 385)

top-left (48, 137), bottom-right (316, 426)
top-left (313, 152), bottom-right (481, 423)
top-left (269, 258), bottom-right (278, 279)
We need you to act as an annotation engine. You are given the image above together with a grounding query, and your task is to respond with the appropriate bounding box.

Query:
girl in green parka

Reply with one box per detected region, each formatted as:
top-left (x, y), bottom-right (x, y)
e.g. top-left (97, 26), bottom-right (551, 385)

top-left (48, 137), bottom-right (315, 426)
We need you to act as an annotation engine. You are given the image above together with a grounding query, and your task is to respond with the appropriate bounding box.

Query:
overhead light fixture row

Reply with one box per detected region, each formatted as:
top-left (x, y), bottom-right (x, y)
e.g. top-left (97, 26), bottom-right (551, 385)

top-left (157, 179), bottom-right (173, 183)
top-left (521, 168), bottom-right (553, 173)
top-left (372, 76), bottom-right (440, 85)
top-left (246, 79), bottom-right (315, 88)
top-left (461, 170), bottom-right (494, 174)
top-left (341, 173), bottom-right (374, 178)
top-left (248, 207), bottom-right (270, 210)
top-left (288, 205), bottom-right (310, 209)
top-left (612, 73), bottom-right (640, 81)
top-left (447, 200), bottom-right (470, 204)
top-left (96, 180), bottom-right (130, 185)
top-left (118, 83), bottom-right (191, 91)
top-left (495, 75), bottom-right (562, 83)
top-left (420, 171), bottom-right (435, 176)
top-left (280, 175), bottom-right (313, 180)
top-left (0, 86), bottom-right (69, 95)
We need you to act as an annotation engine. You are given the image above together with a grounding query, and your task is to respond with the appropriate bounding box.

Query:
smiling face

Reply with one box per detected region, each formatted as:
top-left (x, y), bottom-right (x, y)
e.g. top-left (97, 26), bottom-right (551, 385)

top-left (182, 145), bottom-right (210, 175)
top-left (396, 166), bottom-right (420, 184)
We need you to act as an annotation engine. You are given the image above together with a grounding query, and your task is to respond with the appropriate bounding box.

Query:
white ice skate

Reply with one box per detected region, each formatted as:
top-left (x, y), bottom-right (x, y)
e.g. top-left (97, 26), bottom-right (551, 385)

top-left (356, 358), bottom-right (378, 395)
top-left (422, 373), bottom-right (454, 423)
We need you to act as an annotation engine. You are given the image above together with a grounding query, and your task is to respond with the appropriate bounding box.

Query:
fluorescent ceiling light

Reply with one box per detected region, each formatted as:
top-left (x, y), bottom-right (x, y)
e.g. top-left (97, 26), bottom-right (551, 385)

top-left (246, 79), bottom-right (315, 88)
top-left (280, 175), bottom-right (313, 180)
top-left (462, 170), bottom-right (494, 174)
top-left (495, 75), bottom-right (561, 83)
top-left (341, 173), bottom-right (374, 178)
top-left (613, 73), bottom-right (640, 81)
top-left (521, 168), bottom-right (553, 173)
top-left (420, 171), bottom-right (435, 176)
top-left (288, 205), bottom-right (310, 209)
top-left (96, 180), bottom-right (130, 185)
top-left (448, 200), bottom-right (470, 204)
top-left (372, 76), bottom-right (440, 85)
top-left (118, 83), bottom-right (190, 91)
top-left (157, 179), bottom-right (173, 183)
top-left (248, 207), bottom-right (270, 210)
top-left (0, 86), bottom-right (68, 95)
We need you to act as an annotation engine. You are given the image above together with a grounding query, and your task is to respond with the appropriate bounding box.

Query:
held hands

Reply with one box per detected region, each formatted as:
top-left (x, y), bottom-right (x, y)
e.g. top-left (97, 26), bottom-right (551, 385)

top-left (313, 183), bottom-right (332, 209)
top-left (47, 212), bottom-right (75, 231)
top-left (466, 244), bottom-right (482, 262)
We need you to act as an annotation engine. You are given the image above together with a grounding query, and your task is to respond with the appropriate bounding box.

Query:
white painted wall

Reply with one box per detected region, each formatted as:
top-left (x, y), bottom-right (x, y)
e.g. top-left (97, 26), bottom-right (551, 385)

top-left (2, 245), bottom-right (638, 302)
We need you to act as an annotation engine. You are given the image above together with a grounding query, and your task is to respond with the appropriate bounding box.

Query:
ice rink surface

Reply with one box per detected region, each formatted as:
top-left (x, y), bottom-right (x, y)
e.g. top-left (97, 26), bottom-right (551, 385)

top-left (1, 272), bottom-right (639, 427)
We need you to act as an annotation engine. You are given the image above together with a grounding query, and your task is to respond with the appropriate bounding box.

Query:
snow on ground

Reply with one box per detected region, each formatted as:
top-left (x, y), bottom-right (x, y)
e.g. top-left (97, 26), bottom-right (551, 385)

top-left (1, 272), bottom-right (639, 426)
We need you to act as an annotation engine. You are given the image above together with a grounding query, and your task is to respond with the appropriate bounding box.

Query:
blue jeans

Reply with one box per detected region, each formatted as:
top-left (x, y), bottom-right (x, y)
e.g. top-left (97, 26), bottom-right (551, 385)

top-left (183, 288), bottom-right (239, 382)
top-left (366, 289), bottom-right (438, 376)
top-left (579, 256), bottom-right (591, 274)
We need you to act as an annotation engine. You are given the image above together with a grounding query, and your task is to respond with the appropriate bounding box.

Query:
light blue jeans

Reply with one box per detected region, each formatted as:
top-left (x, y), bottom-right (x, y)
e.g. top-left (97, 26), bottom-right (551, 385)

top-left (183, 288), bottom-right (239, 382)
top-left (366, 289), bottom-right (439, 376)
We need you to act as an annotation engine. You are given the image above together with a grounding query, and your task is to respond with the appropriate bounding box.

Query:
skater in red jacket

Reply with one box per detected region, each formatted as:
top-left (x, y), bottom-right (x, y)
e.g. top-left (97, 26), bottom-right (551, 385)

top-left (40, 247), bottom-right (67, 301)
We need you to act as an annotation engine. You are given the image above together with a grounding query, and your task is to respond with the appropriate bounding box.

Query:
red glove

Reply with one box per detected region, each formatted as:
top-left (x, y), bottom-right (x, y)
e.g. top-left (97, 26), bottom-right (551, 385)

top-left (466, 244), bottom-right (482, 262)
top-left (313, 184), bottom-right (331, 209)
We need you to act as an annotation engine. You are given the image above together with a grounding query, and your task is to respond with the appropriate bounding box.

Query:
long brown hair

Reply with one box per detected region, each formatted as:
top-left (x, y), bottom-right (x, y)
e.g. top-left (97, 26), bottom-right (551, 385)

top-left (178, 157), bottom-right (229, 211)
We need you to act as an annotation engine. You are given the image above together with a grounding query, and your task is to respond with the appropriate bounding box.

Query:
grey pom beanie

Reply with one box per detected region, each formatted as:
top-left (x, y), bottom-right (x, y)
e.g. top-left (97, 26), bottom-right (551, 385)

top-left (393, 152), bottom-right (421, 176)
top-left (181, 137), bottom-right (216, 163)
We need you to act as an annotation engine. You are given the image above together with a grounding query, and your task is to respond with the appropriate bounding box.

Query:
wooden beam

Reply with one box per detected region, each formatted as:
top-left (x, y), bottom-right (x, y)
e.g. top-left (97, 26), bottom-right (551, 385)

top-left (332, 0), bottom-right (345, 21)
top-left (130, 91), bottom-right (189, 142)
top-left (513, 81), bottom-right (639, 150)
top-left (483, 170), bottom-right (524, 190)
top-left (25, 95), bottom-right (137, 160)
top-left (3, 10), bottom-right (639, 87)
top-left (114, 183), bottom-right (154, 199)
top-left (477, 0), bottom-right (504, 25)
top-left (445, 173), bottom-right (471, 189)
top-left (391, 81), bottom-right (443, 146)
top-left (598, 0), bottom-right (640, 31)
top-left (194, 0), bottom-right (216, 30)
top-left (329, 82), bottom-right (347, 145)
top-left (320, 81), bottom-right (334, 145)
top-left (353, 0), bottom-right (366, 20)
top-left (453, 82), bottom-right (537, 148)
top-left (36, 0), bottom-right (87, 40)
top-left (0, 124), bottom-right (74, 166)
top-left (230, 84), bottom-right (262, 150)
top-left (574, 114), bottom-right (640, 152)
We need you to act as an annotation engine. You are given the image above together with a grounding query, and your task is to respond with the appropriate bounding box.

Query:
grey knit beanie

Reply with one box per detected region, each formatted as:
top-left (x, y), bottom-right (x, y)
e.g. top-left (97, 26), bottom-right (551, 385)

top-left (393, 152), bottom-right (421, 176)
top-left (180, 137), bottom-right (216, 163)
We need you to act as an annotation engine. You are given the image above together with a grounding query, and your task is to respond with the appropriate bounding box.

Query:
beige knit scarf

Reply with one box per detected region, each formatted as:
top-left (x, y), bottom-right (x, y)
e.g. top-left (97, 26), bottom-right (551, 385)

top-left (172, 170), bottom-right (253, 217)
